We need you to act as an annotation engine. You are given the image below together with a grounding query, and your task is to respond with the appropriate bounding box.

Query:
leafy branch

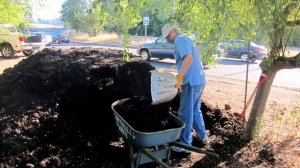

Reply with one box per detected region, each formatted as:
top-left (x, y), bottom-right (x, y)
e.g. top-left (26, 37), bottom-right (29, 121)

top-left (283, 6), bottom-right (300, 56)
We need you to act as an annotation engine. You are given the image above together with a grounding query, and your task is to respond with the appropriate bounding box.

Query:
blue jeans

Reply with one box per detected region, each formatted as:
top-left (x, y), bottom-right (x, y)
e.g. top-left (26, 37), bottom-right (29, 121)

top-left (178, 83), bottom-right (206, 145)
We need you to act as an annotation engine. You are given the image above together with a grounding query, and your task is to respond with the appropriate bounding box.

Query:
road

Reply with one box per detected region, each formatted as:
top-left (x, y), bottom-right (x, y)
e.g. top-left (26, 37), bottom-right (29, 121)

top-left (149, 58), bottom-right (300, 89)
top-left (1, 41), bottom-right (299, 90)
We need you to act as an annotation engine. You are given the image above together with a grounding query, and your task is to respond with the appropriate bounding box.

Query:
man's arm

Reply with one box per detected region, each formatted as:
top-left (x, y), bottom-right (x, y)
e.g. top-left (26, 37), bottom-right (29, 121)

top-left (179, 53), bottom-right (193, 77)
top-left (176, 53), bottom-right (192, 89)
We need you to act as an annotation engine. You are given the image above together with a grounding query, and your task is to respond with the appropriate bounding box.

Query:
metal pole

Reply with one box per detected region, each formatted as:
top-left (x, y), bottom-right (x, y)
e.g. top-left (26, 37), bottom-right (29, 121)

top-left (145, 25), bottom-right (147, 42)
top-left (243, 40), bottom-right (251, 124)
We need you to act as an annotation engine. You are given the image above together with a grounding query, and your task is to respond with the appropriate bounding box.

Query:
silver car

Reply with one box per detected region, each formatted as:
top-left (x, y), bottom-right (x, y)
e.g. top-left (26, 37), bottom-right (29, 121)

top-left (137, 34), bottom-right (196, 61)
top-left (137, 36), bottom-right (174, 61)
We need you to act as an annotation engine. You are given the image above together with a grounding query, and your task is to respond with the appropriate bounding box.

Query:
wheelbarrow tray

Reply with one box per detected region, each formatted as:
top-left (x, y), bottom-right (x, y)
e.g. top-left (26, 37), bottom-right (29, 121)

top-left (112, 99), bottom-right (185, 148)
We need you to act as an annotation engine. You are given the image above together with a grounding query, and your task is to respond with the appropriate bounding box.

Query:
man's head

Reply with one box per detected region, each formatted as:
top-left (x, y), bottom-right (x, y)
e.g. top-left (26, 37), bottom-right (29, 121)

top-left (161, 24), bottom-right (179, 43)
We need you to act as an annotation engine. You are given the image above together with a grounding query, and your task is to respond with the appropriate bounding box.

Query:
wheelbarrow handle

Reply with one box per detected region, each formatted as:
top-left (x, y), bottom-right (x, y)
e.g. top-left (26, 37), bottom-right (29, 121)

top-left (171, 142), bottom-right (219, 158)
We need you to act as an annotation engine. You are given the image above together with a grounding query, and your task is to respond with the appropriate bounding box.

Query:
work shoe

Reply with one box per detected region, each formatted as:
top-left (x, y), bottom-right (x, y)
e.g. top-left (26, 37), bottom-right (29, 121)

top-left (193, 136), bottom-right (208, 147)
top-left (199, 137), bottom-right (208, 145)
top-left (171, 146), bottom-right (191, 158)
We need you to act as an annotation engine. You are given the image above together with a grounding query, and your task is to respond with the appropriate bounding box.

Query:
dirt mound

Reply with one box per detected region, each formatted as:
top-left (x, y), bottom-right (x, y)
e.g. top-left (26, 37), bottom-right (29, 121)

top-left (0, 48), bottom-right (154, 167)
top-left (0, 48), bottom-right (249, 167)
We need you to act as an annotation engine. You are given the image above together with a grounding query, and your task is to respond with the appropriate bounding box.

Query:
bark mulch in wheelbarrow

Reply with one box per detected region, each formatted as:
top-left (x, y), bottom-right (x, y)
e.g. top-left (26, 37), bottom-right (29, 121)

top-left (114, 97), bottom-right (178, 132)
top-left (0, 48), bottom-right (275, 168)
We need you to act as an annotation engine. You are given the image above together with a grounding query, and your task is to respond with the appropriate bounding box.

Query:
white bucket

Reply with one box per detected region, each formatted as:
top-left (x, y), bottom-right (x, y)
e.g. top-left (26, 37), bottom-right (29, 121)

top-left (150, 70), bottom-right (178, 105)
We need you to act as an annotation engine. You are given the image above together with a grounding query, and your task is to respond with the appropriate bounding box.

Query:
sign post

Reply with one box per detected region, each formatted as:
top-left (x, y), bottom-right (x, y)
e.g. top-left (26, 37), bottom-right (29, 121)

top-left (143, 17), bottom-right (149, 42)
top-left (24, 11), bottom-right (32, 33)
top-left (24, 11), bottom-right (32, 20)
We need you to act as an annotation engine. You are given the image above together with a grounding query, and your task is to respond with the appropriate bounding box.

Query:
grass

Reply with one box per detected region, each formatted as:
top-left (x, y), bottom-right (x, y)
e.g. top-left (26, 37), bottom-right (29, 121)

top-left (71, 33), bottom-right (119, 43)
top-left (260, 104), bottom-right (300, 167)
top-left (265, 48), bottom-right (300, 57)
top-left (285, 49), bottom-right (299, 57)
top-left (70, 33), bottom-right (157, 46)
top-left (87, 34), bottom-right (119, 42)
top-left (263, 105), bottom-right (300, 142)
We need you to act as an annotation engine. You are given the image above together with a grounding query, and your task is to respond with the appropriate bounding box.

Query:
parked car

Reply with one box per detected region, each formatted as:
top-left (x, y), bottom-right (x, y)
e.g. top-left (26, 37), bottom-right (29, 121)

top-left (42, 34), bottom-right (53, 46)
top-left (219, 40), bottom-right (266, 62)
top-left (137, 34), bottom-right (197, 61)
top-left (0, 24), bottom-right (44, 58)
top-left (33, 32), bottom-right (52, 46)
top-left (51, 33), bottom-right (70, 44)
top-left (22, 31), bottom-right (52, 46)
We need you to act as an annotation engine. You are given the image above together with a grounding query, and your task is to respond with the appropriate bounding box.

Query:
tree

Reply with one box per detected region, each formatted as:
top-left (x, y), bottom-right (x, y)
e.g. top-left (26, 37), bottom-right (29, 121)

top-left (244, 0), bottom-right (300, 140)
top-left (103, 0), bottom-right (146, 61)
top-left (0, 0), bottom-right (26, 26)
top-left (61, 0), bottom-right (88, 33)
top-left (174, 0), bottom-right (300, 140)
top-left (103, 0), bottom-right (144, 35)
top-left (136, 0), bottom-right (174, 36)
top-left (86, 2), bottom-right (108, 36)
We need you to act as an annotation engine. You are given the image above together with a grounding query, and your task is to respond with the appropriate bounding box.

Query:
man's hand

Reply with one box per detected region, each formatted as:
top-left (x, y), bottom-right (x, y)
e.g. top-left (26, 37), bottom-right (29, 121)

top-left (176, 74), bottom-right (183, 90)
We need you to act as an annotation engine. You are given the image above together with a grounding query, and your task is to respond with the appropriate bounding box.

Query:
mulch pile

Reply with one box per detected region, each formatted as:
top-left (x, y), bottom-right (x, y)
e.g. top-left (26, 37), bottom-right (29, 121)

top-left (0, 48), bottom-right (275, 167)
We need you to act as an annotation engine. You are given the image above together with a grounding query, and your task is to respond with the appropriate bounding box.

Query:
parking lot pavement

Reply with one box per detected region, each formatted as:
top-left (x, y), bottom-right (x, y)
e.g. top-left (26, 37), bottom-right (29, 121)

top-left (149, 58), bottom-right (300, 90)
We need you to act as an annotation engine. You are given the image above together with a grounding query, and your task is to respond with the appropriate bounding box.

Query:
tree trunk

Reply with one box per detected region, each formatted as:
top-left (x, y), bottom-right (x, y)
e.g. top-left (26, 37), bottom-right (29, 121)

top-left (243, 71), bottom-right (276, 140)
top-left (243, 52), bottom-right (300, 140)
top-left (242, 0), bottom-right (300, 141)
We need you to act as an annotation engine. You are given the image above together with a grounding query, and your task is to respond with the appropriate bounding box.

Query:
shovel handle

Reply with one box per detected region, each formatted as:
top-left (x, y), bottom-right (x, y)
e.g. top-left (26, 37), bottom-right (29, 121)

top-left (239, 74), bottom-right (268, 120)
top-left (256, 74), bottom-right (268, 89)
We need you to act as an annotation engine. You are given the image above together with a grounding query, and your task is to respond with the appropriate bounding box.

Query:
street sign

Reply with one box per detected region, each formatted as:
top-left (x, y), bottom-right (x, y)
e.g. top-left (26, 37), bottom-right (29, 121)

top-left (24, 11), bottom-right (32, 19)
top-left (143, 17), bottom-right (149, 42)
top-left (143, 17), bottom-right (149, 25)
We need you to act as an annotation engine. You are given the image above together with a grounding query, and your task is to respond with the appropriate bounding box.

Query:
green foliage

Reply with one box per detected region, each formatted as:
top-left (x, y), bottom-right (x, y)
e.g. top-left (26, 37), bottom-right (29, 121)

top-left (200, 51), bottom-right (218, 66)
top-left (103, 0), bottom-right (143, 35)
top-left (98, 0), bottom-right (174, 37)
top-left (128, 14), bottom-right (163, 36)
top-left (86, 2), bottom-right (108, 36)
top-left (122, 33), bottom-right (130, 62)
top-left (175, 0), bottom-right (257, 42)
top-left (61, 0), bottom-right (108, 35)
top-left (18, 22), bottom-right (29, 31)
top-left (61, 0), bottom-right (88, 32)
top-left (248, 0), bottom-right (300, 71)
top-left (141, 0), bottom-right (174, 22)
top-left (287, 27), bottom-right (300, 47)
top-left (118, 0), bottom-right (174, 36)
top-left (198, 42), bottom-right (219, 66)
top-left (102, 0), bottom-right (147, 61)
top-left (0, 0), bottom-right (26, 26)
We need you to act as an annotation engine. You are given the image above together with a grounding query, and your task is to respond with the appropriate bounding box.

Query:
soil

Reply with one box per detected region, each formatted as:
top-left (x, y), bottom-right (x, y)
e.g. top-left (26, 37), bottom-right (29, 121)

top-left (0, 48), bottom-right (298, 168)
top-left (0, 48), bottom-right (154, 167)
top-left (114, 97), bottom-right (178, 132)
top-left (200, 76), bottom-right (300, 168)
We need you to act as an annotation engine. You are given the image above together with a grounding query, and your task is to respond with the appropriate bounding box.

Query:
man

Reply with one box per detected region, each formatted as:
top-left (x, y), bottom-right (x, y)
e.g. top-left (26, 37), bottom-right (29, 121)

top-left (161, 24), bottom-right (207, 153)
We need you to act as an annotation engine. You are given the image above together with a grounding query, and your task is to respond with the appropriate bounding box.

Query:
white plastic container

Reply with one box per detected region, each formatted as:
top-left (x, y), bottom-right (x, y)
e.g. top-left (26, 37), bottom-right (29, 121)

top-left (150, 70), bottom-right (178, 105)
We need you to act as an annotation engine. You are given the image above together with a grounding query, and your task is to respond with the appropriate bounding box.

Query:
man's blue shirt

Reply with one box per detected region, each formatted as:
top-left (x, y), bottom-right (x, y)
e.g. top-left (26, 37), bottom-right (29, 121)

top-left (174, 34), bottom-right (206, 85)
